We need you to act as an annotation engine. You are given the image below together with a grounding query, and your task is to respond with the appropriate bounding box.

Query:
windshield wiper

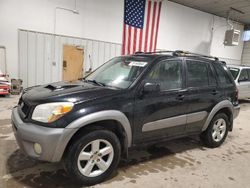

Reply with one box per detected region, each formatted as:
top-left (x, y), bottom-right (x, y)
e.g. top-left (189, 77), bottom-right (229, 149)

top-left (84, 79), bottom-right (106, 87)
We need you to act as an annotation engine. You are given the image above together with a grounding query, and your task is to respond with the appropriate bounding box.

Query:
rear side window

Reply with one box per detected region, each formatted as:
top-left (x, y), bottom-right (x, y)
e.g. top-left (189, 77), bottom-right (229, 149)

top-left (239, 69), bottom-right (249, 82)
top-left (213, 63), bottom-right (232, 84)
top-left (186, 61), bottom-right (209, 87)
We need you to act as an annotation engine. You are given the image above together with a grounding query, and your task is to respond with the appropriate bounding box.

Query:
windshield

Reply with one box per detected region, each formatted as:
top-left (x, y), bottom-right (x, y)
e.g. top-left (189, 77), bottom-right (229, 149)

top-left (85, 58), bottom-right (149, 89)
top-left (229, 67), bottom-right (240, 80)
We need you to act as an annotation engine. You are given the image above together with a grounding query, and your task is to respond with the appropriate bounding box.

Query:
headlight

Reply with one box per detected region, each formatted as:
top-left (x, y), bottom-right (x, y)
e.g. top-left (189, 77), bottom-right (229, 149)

top-left (32, 102), bottom-right (74, 123)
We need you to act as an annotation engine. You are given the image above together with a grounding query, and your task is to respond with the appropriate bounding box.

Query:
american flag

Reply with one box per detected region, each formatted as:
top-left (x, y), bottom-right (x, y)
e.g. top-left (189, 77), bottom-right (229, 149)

top-left (122, 0), bottom-right (163, 55)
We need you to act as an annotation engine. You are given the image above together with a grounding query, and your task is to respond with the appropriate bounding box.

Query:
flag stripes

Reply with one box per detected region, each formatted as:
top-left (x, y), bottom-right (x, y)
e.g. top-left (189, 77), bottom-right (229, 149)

top-left (122, 0), bottom-right (162, 55)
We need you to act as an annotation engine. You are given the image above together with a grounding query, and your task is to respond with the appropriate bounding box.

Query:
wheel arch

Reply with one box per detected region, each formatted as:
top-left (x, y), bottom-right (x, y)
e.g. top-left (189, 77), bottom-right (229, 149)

top-left (202, 100), bottom-right (234, 132)
top-left (62, 110), bottom-right (132, 160)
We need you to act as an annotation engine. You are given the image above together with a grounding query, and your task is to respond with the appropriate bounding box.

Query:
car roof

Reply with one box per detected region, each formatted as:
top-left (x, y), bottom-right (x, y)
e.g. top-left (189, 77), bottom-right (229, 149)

top-left (122, 50), bottom-right (220, 63)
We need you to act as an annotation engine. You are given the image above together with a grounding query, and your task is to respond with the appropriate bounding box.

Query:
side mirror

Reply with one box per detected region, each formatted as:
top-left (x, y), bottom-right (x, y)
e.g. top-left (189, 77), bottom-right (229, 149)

top-left (143, 82), bottom-right (160, 93)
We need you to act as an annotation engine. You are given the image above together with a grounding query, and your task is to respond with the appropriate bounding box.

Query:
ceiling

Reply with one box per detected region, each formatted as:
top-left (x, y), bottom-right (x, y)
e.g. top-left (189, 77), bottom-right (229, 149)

top-left (169, 0), bottom-right (250, 25)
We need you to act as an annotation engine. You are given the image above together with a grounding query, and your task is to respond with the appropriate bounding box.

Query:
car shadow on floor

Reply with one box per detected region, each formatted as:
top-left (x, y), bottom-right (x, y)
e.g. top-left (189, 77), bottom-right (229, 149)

top-left (5, 136), bottom-right (206, 188)
top-left (0, 95), bottom-right (11, 98)
top-left (239, 99), bottom-right (250, 104)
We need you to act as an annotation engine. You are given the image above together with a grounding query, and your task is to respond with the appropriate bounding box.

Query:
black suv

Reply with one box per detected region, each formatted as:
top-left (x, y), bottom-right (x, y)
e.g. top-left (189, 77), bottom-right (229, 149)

top-left (12, 51), bottom-right (240, 185)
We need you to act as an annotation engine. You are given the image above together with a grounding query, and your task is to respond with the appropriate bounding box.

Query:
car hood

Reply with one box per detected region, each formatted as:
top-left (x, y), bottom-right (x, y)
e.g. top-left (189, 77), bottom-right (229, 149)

top-left (21, 80), bottom-right (121, 104)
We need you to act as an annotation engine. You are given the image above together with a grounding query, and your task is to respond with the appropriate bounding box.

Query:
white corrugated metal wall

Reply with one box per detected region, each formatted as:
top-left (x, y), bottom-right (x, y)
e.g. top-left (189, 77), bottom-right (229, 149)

top-left (242, 41), bottom-right (250, 65)
top-left (0, 47), bottom-right (6, 74)
top-left (18, 29), bottom-right (122, 88)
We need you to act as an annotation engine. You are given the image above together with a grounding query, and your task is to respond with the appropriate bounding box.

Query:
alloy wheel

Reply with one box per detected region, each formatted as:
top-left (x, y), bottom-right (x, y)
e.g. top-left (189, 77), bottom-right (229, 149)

top-left (77, 139), bottom-right (114, 177)
top-left (212, 118), bottom-right (226, 142)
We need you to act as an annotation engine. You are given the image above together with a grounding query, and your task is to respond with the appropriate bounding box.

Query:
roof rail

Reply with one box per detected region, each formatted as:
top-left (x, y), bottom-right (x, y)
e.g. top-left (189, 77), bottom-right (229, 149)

top-left (134, 50), bottom-right (219, 61)
top-left (134, 50), bottom-right (174, 55)
top-left (173, 50), bottom-right (219, 61)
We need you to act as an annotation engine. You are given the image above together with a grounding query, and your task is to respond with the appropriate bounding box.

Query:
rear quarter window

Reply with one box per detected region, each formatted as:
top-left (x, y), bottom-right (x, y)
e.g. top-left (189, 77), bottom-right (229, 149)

top-left (213, 63), bottom-right (233, 85)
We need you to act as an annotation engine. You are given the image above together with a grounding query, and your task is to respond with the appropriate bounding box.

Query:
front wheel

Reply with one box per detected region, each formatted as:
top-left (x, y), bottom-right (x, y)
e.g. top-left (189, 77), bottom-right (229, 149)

top-left (200, 113), bottom-right (229, 148)
top-left (64, 130), bottom-right (121, 186)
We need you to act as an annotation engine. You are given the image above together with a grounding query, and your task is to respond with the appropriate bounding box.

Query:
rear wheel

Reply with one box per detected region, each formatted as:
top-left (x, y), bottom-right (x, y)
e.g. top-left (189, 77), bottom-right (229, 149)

top-left (201, 113), bottom-right (229, 148)
top-left (64, 130), bottom-right (121, 186)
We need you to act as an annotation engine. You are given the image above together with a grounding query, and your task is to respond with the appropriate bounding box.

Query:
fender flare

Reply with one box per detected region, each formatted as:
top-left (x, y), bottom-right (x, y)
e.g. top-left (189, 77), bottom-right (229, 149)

top-left (202, 100), bottom-right (233, 131)
top-left (66, 110), bottom-right (132, 147)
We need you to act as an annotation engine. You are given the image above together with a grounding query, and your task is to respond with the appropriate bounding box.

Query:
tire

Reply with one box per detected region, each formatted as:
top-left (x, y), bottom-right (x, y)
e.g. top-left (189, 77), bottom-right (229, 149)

top-left (64, 130), bottom-right (121, 186)
top-left (200, 113), bottom-right (229, 148)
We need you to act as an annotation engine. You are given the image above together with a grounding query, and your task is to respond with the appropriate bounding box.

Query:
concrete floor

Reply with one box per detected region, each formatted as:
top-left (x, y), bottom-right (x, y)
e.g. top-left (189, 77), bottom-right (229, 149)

top-left (0, 96), bottom-right (250, 188)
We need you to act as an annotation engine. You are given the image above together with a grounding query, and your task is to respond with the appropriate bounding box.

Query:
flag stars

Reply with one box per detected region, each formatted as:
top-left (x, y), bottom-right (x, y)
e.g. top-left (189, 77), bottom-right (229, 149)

top-left (124, 0), bottom-right (146, 29)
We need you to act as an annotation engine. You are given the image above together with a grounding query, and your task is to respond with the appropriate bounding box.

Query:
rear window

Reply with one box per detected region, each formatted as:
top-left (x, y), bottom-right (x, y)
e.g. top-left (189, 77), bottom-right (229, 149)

top-left (228, 67), bottom-right (240, 80)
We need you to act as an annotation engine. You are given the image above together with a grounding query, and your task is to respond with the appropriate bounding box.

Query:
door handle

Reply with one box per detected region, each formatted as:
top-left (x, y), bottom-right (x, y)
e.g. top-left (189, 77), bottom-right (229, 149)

top-left (211, 90), bottom-right (219, 95)
top-left (176, 94), bottom-right (185, 101)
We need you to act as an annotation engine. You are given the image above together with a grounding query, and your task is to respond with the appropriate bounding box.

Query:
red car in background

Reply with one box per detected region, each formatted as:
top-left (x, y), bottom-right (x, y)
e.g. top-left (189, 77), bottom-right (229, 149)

top-left (0, 70), bottom-right (11, 96)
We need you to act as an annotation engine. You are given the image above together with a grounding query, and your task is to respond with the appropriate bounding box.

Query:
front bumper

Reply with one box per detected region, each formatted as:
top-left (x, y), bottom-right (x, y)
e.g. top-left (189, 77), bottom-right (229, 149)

top-left (11, 107), bottom-right (77, 162)
top-left (233, 105), bottom-right (240, 119)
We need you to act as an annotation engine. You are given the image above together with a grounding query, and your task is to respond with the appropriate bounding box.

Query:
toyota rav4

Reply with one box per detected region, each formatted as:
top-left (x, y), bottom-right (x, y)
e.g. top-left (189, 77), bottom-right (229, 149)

top-left (12, 51), bottom-right (240, 185)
